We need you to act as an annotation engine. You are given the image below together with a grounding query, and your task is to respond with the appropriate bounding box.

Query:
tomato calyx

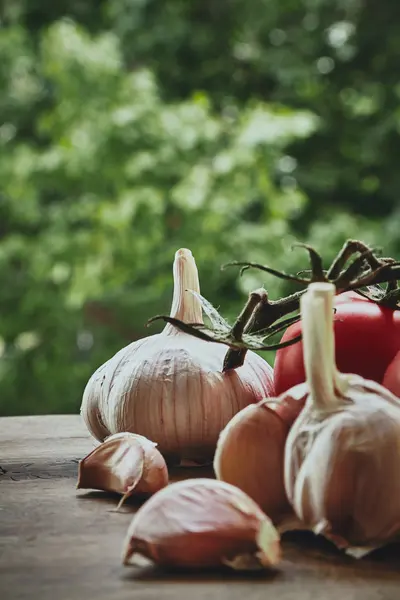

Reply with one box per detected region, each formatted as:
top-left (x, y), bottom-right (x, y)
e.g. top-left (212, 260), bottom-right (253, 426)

top-left (223, 240), bottom-right (400, 298)
top-left (149, 239), bottom-right (400, 369)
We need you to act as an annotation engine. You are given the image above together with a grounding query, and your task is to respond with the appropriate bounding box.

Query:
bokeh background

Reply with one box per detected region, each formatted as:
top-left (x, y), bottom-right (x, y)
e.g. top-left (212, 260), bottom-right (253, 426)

top-left (1, 0), bottom-right (400, 416)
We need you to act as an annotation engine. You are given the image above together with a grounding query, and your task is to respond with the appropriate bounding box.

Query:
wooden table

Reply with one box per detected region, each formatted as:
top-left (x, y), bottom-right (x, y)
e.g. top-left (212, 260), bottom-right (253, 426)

top-left (1, 416), bottom-right (400, 600)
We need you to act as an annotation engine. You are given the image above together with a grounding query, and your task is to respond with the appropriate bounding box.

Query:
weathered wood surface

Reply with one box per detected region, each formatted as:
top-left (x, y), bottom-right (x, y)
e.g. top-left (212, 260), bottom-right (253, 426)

top-left (1, 415), bottom-right (400, 600)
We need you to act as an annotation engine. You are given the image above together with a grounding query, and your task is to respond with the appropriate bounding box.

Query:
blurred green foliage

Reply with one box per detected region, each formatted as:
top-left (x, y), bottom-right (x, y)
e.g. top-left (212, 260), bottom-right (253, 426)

top-left (1, 1), bottom-right (399, 416)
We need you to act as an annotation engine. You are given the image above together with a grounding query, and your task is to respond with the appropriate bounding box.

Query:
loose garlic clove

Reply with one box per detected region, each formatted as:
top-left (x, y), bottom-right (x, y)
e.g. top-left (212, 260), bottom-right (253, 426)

top-left (81, 248), bottom-right (274, 465)
top-left (214, 401), bottom-right (291, 523)
top-left (284, 282), bottom-right (400, 555)
top-left (122, 478), bottom-right (281, 570)
top-left (77, 433), bottom-right (168, 508)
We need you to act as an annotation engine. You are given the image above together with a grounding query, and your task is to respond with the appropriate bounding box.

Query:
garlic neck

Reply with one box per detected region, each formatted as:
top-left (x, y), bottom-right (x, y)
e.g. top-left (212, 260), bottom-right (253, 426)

top-left (301, 283), bottom-right (341, 412)
top-left (164, 248), bottom-right (204, 336)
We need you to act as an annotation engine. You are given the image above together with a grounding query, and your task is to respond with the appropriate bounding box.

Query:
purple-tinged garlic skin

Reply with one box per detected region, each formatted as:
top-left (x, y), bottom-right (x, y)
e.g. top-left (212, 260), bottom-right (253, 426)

top-left (214, 400), bottom-right (291, 521)
top-left (77, 432), bottom-right (168, 506)
top-left (122, 478), bottom-right (281, 570)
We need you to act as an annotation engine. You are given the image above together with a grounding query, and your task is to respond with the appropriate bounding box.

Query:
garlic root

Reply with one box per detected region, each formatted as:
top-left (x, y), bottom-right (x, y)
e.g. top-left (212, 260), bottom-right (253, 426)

top-left (77, 432), bottom-right (168, 507)
top-left (122, 478), bottom-right (281, 570)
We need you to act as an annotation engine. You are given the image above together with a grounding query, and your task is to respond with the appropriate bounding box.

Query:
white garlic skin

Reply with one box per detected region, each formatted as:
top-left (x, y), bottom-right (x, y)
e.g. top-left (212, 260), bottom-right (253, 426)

top-left (82, 333), bottom-right (273, 463)
top-left (284, 283), bottom-right (400, 553)
top-left (285, 377), bottom-right (400, 550)
top-left (81, 248), bottom-right (274, 464)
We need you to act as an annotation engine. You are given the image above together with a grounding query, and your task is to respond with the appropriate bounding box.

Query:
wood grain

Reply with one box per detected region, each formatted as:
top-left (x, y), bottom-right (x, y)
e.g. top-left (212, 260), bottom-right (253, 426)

top-left (1, 415), bottom-right (400, 600)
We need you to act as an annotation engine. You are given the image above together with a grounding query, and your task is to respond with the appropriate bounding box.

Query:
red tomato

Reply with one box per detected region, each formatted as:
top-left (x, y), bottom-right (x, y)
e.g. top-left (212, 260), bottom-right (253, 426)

top-left (332, 290), bottom-right (370, 304)
top-left (274, 294), bottom-right (400, 396)
top-left (382, 351), bottom-right (400, 398)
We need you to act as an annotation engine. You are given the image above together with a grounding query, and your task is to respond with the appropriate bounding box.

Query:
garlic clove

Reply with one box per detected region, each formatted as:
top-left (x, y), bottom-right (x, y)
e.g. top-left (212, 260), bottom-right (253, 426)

top-left (222, 518), bottom-right (281, 570)
top-left (214, 400), bottom-right (291, 522)
top-left (122, 478), bottom-right (281, 570)
top-left (77, 432), bottom-right (168, 508)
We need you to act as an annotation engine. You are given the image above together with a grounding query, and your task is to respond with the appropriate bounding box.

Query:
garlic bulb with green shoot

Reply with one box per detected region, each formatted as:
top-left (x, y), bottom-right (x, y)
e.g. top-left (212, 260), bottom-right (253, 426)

top-left (80, 248), bottom-right (274, 465)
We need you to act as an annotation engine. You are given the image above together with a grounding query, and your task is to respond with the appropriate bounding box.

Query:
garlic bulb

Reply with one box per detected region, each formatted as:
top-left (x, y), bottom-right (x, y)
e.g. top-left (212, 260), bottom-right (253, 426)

top-left (284, 282), bottom-right (400, 556)
top-left (77, 432), bottom-right (168, 508)
top-left (214, 400), bottom-right (290, 522)
top-left (81, 248), bottom-right (274, 464)
top-left (122, 478), bottom-right (281, 570)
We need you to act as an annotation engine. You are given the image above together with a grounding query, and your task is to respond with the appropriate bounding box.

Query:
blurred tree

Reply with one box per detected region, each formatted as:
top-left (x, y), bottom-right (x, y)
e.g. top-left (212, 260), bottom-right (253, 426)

top-left (0, 20), bottom-right (316, 415)
top-left (4, 1), bottom-right (400, 220)
top-left (1, 2), bottom-right (399, 416)
top-left (106, 0), bottom-right (400, 219)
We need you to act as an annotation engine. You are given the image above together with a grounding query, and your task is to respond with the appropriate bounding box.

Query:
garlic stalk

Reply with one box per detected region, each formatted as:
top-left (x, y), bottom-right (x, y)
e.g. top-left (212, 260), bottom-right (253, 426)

top-left (77, 433), bottom-right (168, 508)
top-left (284, 282), bottom-right (400, 557)
top-left (122, 478), bottom-right (281, 570)
top-left (214, 400), bottom-right (291, 523)
top-left (80, 248), bottom-right (274, 465)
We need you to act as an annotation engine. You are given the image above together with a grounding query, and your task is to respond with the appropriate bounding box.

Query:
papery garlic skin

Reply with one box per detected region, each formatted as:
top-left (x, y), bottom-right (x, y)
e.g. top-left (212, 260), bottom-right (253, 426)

top-left (214, 401), bottom-right (291, 522)
top-left (284, 282), bottom-right (400, 555)
top-left (81, 249), bottom-right (274, 464)
top-left (122, 478), bottom-right (281, 570)
top-left (77, 432), bottom-right (168, 506)
top-left (287, 388), bottom-right (400, 550)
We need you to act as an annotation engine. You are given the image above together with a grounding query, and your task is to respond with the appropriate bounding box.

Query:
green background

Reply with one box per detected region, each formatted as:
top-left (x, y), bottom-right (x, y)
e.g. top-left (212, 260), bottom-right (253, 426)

top-left (1, 0), bottom-right (399, 416)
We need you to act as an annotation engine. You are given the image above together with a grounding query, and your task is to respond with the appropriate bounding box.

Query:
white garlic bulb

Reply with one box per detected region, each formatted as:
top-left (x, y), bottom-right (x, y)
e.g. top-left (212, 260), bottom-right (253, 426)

top-left (284, 282), bottom-right (400, 556)
top-left (81, 248), bottom-right (274, 464)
